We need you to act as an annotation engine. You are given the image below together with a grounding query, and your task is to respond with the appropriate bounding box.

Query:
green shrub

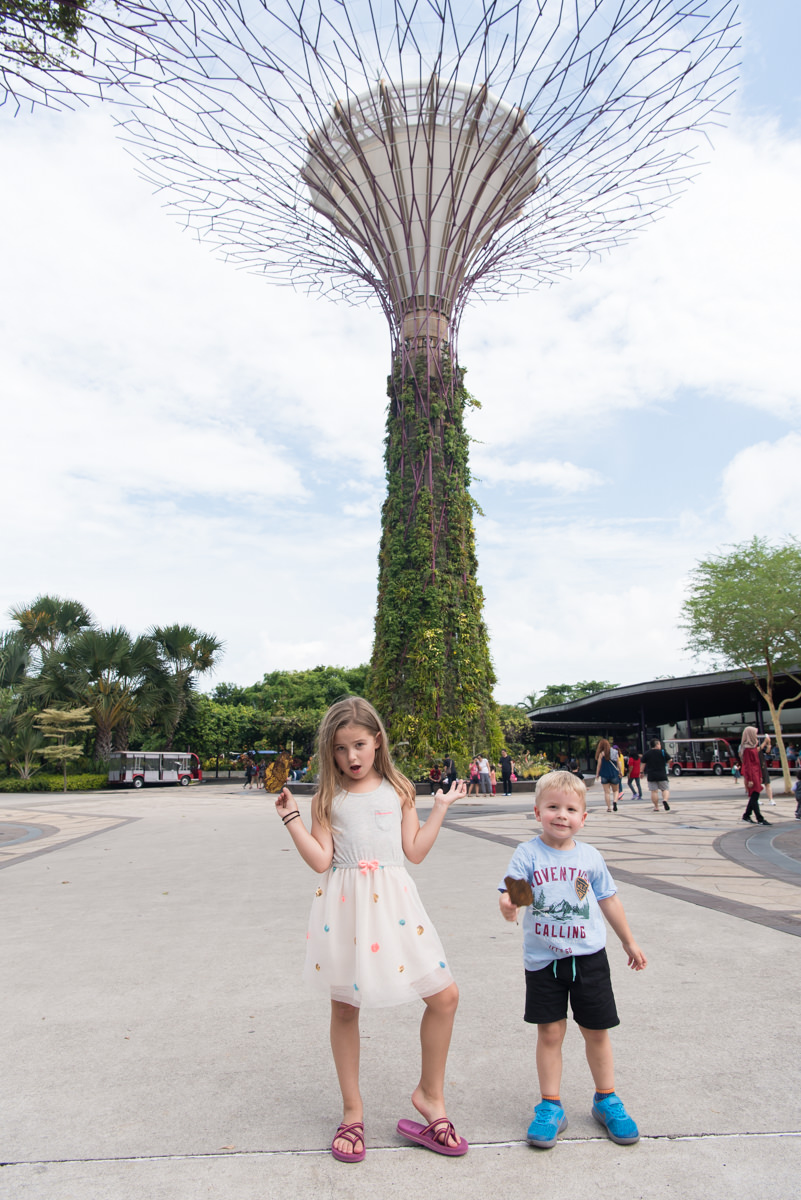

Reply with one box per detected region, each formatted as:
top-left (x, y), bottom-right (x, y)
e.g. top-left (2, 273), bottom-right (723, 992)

top-left (512, 752), bottom-right (551, 780)
top-left (0, 773), bottom-right (108, 793)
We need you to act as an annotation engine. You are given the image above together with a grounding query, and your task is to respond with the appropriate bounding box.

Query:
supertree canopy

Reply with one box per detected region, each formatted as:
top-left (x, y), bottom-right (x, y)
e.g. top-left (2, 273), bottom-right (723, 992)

top-left (117, 0), bottom-right (739, 766)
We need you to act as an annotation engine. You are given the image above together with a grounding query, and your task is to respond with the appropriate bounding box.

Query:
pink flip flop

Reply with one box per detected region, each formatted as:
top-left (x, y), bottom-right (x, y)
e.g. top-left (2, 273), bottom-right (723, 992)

top-left (331, 1120), bottom-right (366, 1163)
top-left (396, 1116), bottom-right (468, 1156)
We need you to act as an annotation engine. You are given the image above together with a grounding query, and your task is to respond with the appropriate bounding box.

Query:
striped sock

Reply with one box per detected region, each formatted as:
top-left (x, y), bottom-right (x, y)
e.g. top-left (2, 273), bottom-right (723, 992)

top-left (541, 1094), bottom-right (561, 1106)
top-left (594, 1089), bottom-right (615, 1102)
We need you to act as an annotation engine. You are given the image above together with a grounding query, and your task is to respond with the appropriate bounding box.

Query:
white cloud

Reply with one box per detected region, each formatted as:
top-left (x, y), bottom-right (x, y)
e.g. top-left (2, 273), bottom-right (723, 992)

top-left (475, 458), bottom-right (604, 491)
top-left (721, 432), bottom-right (801, 536)
top-left (461, 118), bottom-right (801, 448)
top-left (478, 514), bottom-right (705, 702)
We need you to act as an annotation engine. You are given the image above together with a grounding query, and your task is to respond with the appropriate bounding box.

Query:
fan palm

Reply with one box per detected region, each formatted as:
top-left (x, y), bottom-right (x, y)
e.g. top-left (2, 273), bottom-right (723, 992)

top-left (0, 721), bottom-right (45, 779)
top-left (30, 627), bottom-right (160, 762)
top-left (0, 630), bottom-right (30, 690)
top-left (148, 625), bottom-right (224, 749)
top-left (9, 595), bottom-right (94, 665)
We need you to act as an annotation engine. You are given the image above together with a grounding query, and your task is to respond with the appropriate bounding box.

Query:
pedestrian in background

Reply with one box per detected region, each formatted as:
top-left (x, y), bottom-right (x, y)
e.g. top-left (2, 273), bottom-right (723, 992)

top-left (626, 749), bottom-right (643, 799)
top-left (468, 758), bottom-right (480, 796)
top-left (740, 727), bottom-right (770, 825)
top-left (611, 745), bottom-right (625, 805)
top-left (594, 739), bottom-right (620, 813)
top-left (642, 739), bottom-right (671, 813)
top-left (500, 749), bottom-right (514, 796)
top-left (758, 735), bottom-right (776, 805)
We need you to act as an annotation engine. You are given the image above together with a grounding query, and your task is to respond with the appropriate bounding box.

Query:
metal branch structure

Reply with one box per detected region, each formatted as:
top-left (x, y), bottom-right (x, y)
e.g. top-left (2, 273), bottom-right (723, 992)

top-left (0, 1), bottom-right (183, 112)
top-left (115, 0), bottom-right (739, 763)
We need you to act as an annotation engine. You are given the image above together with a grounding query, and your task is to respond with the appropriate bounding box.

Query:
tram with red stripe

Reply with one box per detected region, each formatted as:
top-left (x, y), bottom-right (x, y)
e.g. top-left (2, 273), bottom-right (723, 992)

top-left (663, 738), bottom-right (735, 777)
top-left (108, 751), bottom-right (203, 788)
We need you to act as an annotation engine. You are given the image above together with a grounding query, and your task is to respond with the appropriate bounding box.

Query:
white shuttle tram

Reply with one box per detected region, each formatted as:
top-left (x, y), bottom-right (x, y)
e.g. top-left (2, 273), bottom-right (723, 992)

top-left (108, 751), bottom-right (203, 788)
top-left (663, 738), bottom-right (735, 777)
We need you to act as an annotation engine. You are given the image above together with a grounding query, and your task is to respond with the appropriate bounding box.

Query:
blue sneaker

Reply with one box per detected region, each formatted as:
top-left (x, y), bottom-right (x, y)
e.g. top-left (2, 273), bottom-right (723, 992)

top-left (591, 1093), bottom-right (639, 1144)
top-left (526, 1100), bottom-right (568, 1149)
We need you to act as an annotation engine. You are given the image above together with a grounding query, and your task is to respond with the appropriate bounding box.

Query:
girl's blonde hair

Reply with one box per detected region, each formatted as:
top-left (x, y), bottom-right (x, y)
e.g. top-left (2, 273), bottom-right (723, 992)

top-left (313, 696), bottom-right (415, 828)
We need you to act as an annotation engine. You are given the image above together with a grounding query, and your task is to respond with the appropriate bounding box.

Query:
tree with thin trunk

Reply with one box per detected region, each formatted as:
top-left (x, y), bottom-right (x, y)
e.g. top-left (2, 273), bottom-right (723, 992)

top-left (35, 706), bottom-right (94, 792)
top-left (681, 537), bottom-right (801, 793)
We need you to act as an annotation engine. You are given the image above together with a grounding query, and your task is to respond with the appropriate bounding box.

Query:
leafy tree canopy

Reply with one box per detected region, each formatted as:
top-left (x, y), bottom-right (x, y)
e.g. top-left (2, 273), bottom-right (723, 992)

top-left (520, 681), bottom-right (616, 710)
top-left (682, 535), bottom-right (801, 789)
top-left (682, 537), bottom-right (801, 673)
top-left (1, 0), bottom-right (178, 115)
top-left (1, 1), bottom-right (87, 76)
top-left (212, 665), bottom-right (369, 714)
top-left (2, 1), bottom-right (85, 43)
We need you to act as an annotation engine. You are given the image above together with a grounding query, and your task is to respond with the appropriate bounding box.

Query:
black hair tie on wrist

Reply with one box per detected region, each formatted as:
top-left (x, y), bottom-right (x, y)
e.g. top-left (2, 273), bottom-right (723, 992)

top-left (282, 812), bottom-right (300, 826)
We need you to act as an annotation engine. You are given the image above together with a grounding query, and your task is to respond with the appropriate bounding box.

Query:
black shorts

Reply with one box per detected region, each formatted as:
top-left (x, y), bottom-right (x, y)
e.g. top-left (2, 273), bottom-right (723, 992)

top-left (524, 948), bottom-right (619, 1030)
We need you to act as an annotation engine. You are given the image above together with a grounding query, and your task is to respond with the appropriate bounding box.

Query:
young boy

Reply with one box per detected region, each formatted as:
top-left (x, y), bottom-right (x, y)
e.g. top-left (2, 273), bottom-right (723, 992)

top-left (499, 770), bottom-right (646, 1149)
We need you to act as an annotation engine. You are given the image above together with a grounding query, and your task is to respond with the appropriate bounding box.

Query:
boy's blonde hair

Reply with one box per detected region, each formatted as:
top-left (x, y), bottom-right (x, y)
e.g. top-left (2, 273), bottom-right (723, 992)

top-left (313, 696), bottom-right (415, 828)
top-left (535, 770), bottom-right (587, 808)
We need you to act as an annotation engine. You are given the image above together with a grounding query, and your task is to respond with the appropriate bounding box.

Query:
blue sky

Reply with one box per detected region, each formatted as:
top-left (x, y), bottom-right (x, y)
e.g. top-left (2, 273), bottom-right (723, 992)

top-left (1, 1), bottom-right (799, 704)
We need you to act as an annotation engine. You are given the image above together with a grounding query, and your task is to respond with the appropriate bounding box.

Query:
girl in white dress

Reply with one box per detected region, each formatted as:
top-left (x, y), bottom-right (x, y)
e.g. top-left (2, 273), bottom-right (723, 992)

top-left (275, 696), bottom-right (468, 1163)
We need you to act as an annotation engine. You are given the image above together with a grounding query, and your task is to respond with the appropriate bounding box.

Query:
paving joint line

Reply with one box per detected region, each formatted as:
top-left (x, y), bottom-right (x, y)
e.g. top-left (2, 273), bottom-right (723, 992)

top-left (4, 1129), bottom-right (801, 1169)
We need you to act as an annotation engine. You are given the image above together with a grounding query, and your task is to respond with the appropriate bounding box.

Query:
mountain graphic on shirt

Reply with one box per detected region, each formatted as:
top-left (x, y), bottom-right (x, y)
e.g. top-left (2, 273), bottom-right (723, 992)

top-left (531, 891), bottom-right (590, 920)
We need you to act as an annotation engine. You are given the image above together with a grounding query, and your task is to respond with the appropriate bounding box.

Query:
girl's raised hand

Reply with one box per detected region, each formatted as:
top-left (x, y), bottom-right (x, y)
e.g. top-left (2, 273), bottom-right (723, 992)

top-left (433, 779), bottom-right (468, 807)
top-left (275, 786), bottom-right (298, 818)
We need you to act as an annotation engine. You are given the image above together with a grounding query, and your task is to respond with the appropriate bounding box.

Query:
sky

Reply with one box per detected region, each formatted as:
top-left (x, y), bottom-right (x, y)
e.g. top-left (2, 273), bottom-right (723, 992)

top-left (1, 1), bottom-right (800, 705)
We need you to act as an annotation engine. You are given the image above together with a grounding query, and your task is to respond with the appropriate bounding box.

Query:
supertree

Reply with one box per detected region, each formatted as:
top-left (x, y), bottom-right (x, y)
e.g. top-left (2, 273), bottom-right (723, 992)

top-left (117, 0), bottom-right (739, 765)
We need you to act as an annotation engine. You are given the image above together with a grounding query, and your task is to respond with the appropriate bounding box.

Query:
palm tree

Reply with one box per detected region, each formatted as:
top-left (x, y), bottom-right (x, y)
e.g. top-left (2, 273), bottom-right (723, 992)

top-left (148, 625), bottom-right (224, 749)
top-left (0, 629), bottom-right (30, 690)
top-left (0, 630), bottom-right (33, 748)
top-left (31, 628), bottom-right (160, 762)
top-left (9, 595), bottom-right (94, 665)
top-left (0, 721), bottom-right (45, 779)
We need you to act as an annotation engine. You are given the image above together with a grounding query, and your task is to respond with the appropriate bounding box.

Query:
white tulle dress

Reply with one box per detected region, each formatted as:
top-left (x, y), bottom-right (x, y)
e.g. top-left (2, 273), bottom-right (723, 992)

top-left (302, 779), bottom-right (454, 1008)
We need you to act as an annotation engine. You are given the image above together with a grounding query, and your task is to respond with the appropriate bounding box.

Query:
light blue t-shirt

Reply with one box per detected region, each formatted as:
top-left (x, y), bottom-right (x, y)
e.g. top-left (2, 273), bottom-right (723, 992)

top-left (501, 836), bottom-right (617, 971)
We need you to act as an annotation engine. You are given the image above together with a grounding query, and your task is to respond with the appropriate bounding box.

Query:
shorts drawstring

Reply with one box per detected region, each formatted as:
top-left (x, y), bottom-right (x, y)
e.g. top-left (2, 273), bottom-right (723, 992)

top-left (552, 958), bottom-right (577, 981)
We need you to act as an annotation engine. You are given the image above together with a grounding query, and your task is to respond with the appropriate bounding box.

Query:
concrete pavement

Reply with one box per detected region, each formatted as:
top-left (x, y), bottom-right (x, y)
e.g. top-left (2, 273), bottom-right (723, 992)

top-left (2, 778), bottom-right (800, 1199)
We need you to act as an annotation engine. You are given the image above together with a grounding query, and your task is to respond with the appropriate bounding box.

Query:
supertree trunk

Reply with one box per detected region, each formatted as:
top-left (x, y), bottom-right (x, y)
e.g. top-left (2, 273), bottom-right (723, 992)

top-left (368, 326), bottom-right (500, 768)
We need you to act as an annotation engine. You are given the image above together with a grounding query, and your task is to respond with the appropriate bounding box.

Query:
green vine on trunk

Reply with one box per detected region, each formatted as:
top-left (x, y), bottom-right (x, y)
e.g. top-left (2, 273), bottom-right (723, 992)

top-left (367, 348), bottom-right (501, 768)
